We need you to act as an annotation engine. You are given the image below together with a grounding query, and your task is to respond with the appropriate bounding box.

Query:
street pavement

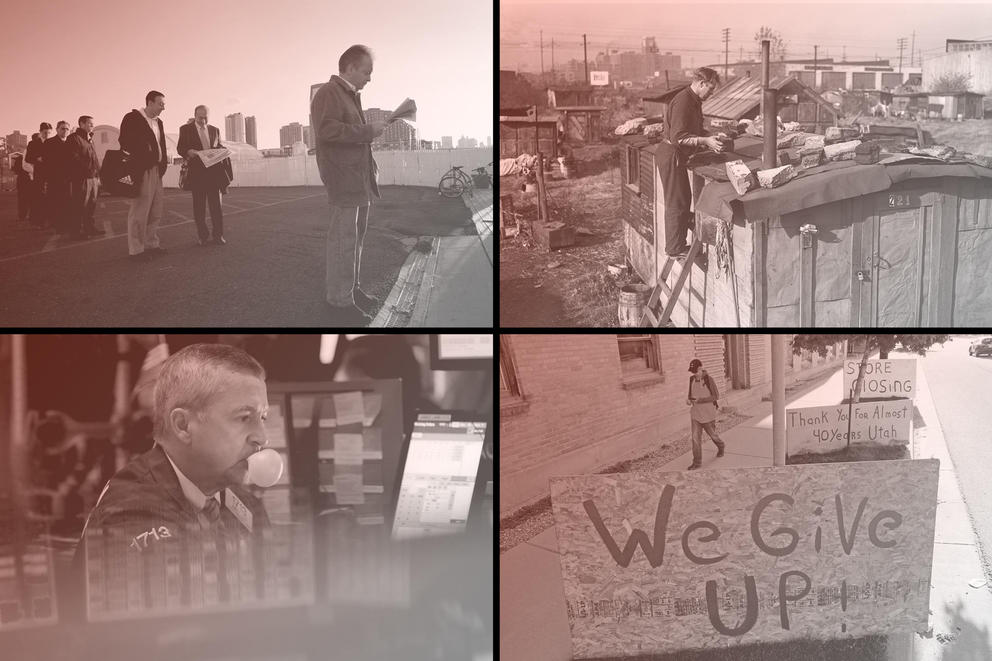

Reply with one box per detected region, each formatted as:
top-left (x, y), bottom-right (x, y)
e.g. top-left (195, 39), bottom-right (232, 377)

top-left (501, 355), bottom-right (992, 661)
top-left (0, 186), bottom-right (490, 326)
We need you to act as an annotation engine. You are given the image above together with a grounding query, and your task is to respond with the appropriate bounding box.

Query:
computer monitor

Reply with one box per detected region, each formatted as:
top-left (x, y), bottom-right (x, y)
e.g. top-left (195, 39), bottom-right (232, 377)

top-left (391, 412), bottom-right (488, 541)
top-left (429, 335), bottom-right (493, 371)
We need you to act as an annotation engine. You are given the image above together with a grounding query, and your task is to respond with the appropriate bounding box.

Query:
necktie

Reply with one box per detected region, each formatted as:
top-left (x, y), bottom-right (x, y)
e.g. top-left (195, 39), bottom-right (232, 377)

top-left (202, 497), bottom-right (221, 523)
top-left (199, 126), bottom-right (210, 150)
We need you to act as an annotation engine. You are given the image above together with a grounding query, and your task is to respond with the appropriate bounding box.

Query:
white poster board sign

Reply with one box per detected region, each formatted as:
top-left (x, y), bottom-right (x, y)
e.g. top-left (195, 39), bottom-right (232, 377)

top-left (550, 460), bottom-right (939, 658)
top-left (843, 359), bottom-right (916, 399)
top-left (787, 399), bottom-right (913, 455)
top-left (589, 71), bottom-right (609, 86)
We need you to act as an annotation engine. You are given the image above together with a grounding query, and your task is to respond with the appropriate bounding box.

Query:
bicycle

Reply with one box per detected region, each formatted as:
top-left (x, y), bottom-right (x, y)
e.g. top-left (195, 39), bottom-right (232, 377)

top-left (438, 165), bottom-right (475, 197)
top-left (471, 162), bottom-right (493, 190)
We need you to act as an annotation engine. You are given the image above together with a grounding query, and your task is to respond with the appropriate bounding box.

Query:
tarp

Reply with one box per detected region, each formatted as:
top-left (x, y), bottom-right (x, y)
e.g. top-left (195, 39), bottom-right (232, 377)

top-left (696, 158), bottom-right (992, 221)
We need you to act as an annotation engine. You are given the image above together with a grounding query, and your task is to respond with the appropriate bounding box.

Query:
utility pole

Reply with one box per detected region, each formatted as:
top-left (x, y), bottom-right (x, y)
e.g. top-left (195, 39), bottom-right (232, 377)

top-left (813, 45), bottom-right (818, 90)
top-left (911, 30), bottom-right (916, 67)
top-left (842, 45), bottom-right (846, 62)
top-left (551, 38), bottom-right (555, 82)
top-left (771, 335), bottom-right (786, 466)
top-left (583, 34), bottom-right (589, 85)
top-left (722, 27), bottom-right (730, 79)
top-left (540, 30), bottom-right (545, 85)
top-left (897, 37), bottom-right (907, 73)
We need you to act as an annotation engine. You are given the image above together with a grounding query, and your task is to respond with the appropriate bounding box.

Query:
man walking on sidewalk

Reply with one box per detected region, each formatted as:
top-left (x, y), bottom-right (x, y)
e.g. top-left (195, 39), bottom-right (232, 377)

top-left (686, 358), bottom-right (725, 470)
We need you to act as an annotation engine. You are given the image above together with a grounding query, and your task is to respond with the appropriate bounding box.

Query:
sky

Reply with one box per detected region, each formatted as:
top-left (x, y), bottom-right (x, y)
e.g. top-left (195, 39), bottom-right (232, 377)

top-left (500, 0), bottom-right (992, 72)
top-left (1, 0), bottom-right (492, 149)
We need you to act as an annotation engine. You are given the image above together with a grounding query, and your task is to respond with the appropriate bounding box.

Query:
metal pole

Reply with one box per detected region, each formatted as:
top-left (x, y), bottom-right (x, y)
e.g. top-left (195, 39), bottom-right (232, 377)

top-left (762, 40), bottom-right (777, 168)
top-left (771, 334), bottom-right (787, 466)
top-left (583, 34), bottom-right (589, 85)
top-left (814, 45), bottom-right (820, 132)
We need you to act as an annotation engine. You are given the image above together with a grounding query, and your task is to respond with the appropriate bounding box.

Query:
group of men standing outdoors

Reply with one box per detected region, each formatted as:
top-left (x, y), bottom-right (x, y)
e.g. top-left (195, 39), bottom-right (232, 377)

top-left (19, 117), bottom-right (102, 239)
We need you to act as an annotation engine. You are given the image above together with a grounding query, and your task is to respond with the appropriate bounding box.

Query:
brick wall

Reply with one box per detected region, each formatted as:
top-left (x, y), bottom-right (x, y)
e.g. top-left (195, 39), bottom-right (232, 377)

top-left (500, 334), bottom-right (846, 517)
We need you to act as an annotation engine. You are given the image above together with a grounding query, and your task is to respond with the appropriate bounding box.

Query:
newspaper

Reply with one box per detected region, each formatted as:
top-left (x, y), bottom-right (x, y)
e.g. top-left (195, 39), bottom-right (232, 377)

top-left (195, 147), bottom-right (232, 169)
top-left (387, 98), bottom-right (417, 124)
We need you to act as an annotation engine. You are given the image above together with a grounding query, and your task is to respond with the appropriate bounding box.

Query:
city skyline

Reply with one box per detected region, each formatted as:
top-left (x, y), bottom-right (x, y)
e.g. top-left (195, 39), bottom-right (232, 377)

top-left (0, 0), bottom-right (492, 151)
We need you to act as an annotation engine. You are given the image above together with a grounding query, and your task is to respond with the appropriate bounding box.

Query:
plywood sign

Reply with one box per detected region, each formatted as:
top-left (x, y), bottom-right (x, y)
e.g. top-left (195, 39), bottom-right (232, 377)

top-left (842, 359), bottom-right (916, 399)
top-left (549, 459), bottom-right (938, 658)
top-left (786, 399), bottom-right (913, 455)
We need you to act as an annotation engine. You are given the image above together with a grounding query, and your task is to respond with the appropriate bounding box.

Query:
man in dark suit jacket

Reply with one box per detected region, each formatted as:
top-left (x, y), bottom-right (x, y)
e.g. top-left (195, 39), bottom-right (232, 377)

top-left (177, 106), bottom-right (229, 245)
top-left (66, 116), bottom-right (104, 239)
top-left (24, 123), bottom-right (53, 228)
top-left (119, 90), bottom-right (169, 259)
top-left (310, 44), bottom-right (388, 325)
top-left (44, 121), bottom-right (73, 235)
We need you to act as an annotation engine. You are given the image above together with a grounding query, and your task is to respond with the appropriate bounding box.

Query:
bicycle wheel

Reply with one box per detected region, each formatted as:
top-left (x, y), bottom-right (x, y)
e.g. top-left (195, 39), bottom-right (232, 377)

top-left (439, 174), bottom-right (464, 197)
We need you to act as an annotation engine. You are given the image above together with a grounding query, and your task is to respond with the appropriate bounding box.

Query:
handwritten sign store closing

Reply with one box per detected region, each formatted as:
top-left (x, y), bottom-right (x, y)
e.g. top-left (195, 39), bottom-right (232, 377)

top-left (842, 359), bottom-right (916, 398)
top-left (786, 399), bottom-right (913, 455)
top-left (549, 460), bottom-right (938, 658)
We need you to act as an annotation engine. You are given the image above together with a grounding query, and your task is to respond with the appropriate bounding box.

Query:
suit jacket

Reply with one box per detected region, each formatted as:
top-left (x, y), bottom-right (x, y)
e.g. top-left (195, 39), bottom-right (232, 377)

top-left (177, 123), bottom-right (232, 191)
top-left (310, 75), bottom-right (381, 207)
top-left (119, 109), bottom-right (169, 184)
top-left (70, 443), bottom-right (271, 619)
top-left (43, 136), bottom-right (72, 183)
top-left (25, 137), bottom-right (46, 179)
top-left (66, 129), bottom-right (101, 180)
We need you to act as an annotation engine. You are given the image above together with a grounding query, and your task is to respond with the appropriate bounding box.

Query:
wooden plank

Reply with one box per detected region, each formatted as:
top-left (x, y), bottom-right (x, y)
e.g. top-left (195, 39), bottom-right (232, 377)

top-left (658, 239), bottom-right (702, 326)
top-left (936, 181), bottom-right (958, 324)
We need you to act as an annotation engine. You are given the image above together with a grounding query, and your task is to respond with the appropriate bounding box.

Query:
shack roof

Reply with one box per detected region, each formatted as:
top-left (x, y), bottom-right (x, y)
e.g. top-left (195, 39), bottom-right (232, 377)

top-left (703, 75), bottom-right (838, 121)
top-left (622, 133), bottom-right (992, 222)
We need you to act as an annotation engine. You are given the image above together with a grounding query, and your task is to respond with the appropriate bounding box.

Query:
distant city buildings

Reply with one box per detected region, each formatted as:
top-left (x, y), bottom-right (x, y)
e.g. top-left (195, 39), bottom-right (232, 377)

top-left (457, 136), bottom-right (478, 149)
top-left (441, 136), bottom-right (453, 149)
top-left (302, 125), bottom-right (314, 150)
top-left (364, 108), bottom-right (418, 150)
top-left (225, 113), bottom-right (245, 143)
top-left (4, 130), bottom-right (28, 153)
top-left (244, 116), bottom-right (257, 148)
top-left (280, 122), bottom-right (303, 148)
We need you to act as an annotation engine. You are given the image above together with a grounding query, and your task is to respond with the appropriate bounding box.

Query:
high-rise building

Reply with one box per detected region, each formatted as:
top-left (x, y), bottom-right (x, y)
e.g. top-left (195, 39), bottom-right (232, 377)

top-left (363, 109), bottom-right (418, 150)
top-left (244, 116), bottom-right (257, 147)
top-left (4, 130), bottom-right (28, 153)
top-left (441, 136), bottom-right (453, 149)
top-left (280, 122), bottom-right (304, 148)
top-left (486, 136), bottom-right (492, 147)
top-left (302, 126), bottom-right (314, 150)
top-left (456, 136), bottom-right (478, 149)
top-left (225, 113), bottom-right (245, 143)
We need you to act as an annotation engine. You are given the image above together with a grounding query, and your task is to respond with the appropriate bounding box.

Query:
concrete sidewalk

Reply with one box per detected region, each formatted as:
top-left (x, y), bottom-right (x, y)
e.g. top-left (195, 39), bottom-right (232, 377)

top-left (500, 359), bottom-right (992, 661)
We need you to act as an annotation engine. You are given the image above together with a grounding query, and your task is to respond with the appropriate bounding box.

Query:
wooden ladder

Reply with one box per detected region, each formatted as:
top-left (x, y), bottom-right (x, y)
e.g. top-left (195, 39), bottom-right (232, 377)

top-left (640, 237), bottom-right (702, 327)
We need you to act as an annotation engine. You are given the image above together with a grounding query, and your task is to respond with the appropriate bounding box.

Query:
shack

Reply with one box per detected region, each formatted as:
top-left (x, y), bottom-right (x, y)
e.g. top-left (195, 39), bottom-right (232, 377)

top-left (547, 86), bottom-right (595, 109)
top-left (499, 114), bottom-right (559, 160)
top-left (554, 106), bottom-right (606, 144)
top-left (703, 75), bottom-right (840, 133)
top-left (926, 92), bottom-right (985, 119)
top-left (642, 85), bottom-right (689, 119)
top-left (620, 133), bottom-right (992, 327)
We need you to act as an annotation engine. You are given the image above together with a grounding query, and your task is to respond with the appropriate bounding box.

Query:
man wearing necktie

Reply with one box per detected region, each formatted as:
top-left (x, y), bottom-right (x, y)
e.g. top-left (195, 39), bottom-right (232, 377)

top-left (72, 344), bottom-right (274, 616)
top-left (177, 106), bottom-right (229, 246)
top-left (311, 44), bottom-right (388, 326)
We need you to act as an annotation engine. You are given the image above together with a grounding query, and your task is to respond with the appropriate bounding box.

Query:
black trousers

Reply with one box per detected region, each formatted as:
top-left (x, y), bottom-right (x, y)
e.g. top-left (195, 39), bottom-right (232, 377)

top-left (47, 179), bottom-right (72, 234)
top-left (29, 176), bottom-right (48, 226)
top-left (16, 176), bottom-right (32, 221)
top-left (656, 141), bottom-right (693, 255)
top-left (192, 187), bottom-right (223, 240)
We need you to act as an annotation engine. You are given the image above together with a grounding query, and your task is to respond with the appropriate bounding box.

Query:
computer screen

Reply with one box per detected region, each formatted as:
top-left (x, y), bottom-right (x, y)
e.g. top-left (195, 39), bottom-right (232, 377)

top-left (429, 335), bottom-right (493, 370)
top-left (391, 414), bottom-right (488, 541)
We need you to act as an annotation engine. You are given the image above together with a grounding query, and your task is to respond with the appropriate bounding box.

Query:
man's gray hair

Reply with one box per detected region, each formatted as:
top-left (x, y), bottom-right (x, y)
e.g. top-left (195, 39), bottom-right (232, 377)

top-left (691, 67), bottom-right (721, 85)
top-left (194, 105), bottom-right (208, 115)
top-left (153, 343), bottom-right (266, 437)
top-left (339, 44), bottom-right (374, 73)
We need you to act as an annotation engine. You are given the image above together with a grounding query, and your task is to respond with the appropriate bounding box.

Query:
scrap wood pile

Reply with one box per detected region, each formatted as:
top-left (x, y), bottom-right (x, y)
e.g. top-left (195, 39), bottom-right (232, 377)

top-left (723, 123), bottom-right (992, 197)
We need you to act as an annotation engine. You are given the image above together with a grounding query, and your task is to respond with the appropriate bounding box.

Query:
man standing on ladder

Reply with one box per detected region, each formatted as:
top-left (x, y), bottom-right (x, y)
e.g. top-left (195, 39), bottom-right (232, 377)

top-left (658, 67), bottom-right (725, 260)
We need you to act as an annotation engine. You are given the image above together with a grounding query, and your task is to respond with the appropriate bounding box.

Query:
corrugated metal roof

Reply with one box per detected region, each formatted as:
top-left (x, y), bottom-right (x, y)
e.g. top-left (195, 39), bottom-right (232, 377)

top-left (702, 75), bottom-right (838, 121)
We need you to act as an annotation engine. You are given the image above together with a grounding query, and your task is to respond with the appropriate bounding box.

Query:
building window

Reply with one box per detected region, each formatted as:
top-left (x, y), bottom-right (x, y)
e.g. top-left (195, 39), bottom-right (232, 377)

top-left (625, 146), bottom-right (640, 192)
top-left (617, 334), bottom-right (661, 378)
top-left (499, 336), bottom-right (520, 397)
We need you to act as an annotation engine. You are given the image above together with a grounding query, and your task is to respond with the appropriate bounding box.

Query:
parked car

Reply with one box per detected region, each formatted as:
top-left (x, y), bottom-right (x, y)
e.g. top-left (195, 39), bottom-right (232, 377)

top-left (968, 337), bottom-right (992, 357)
